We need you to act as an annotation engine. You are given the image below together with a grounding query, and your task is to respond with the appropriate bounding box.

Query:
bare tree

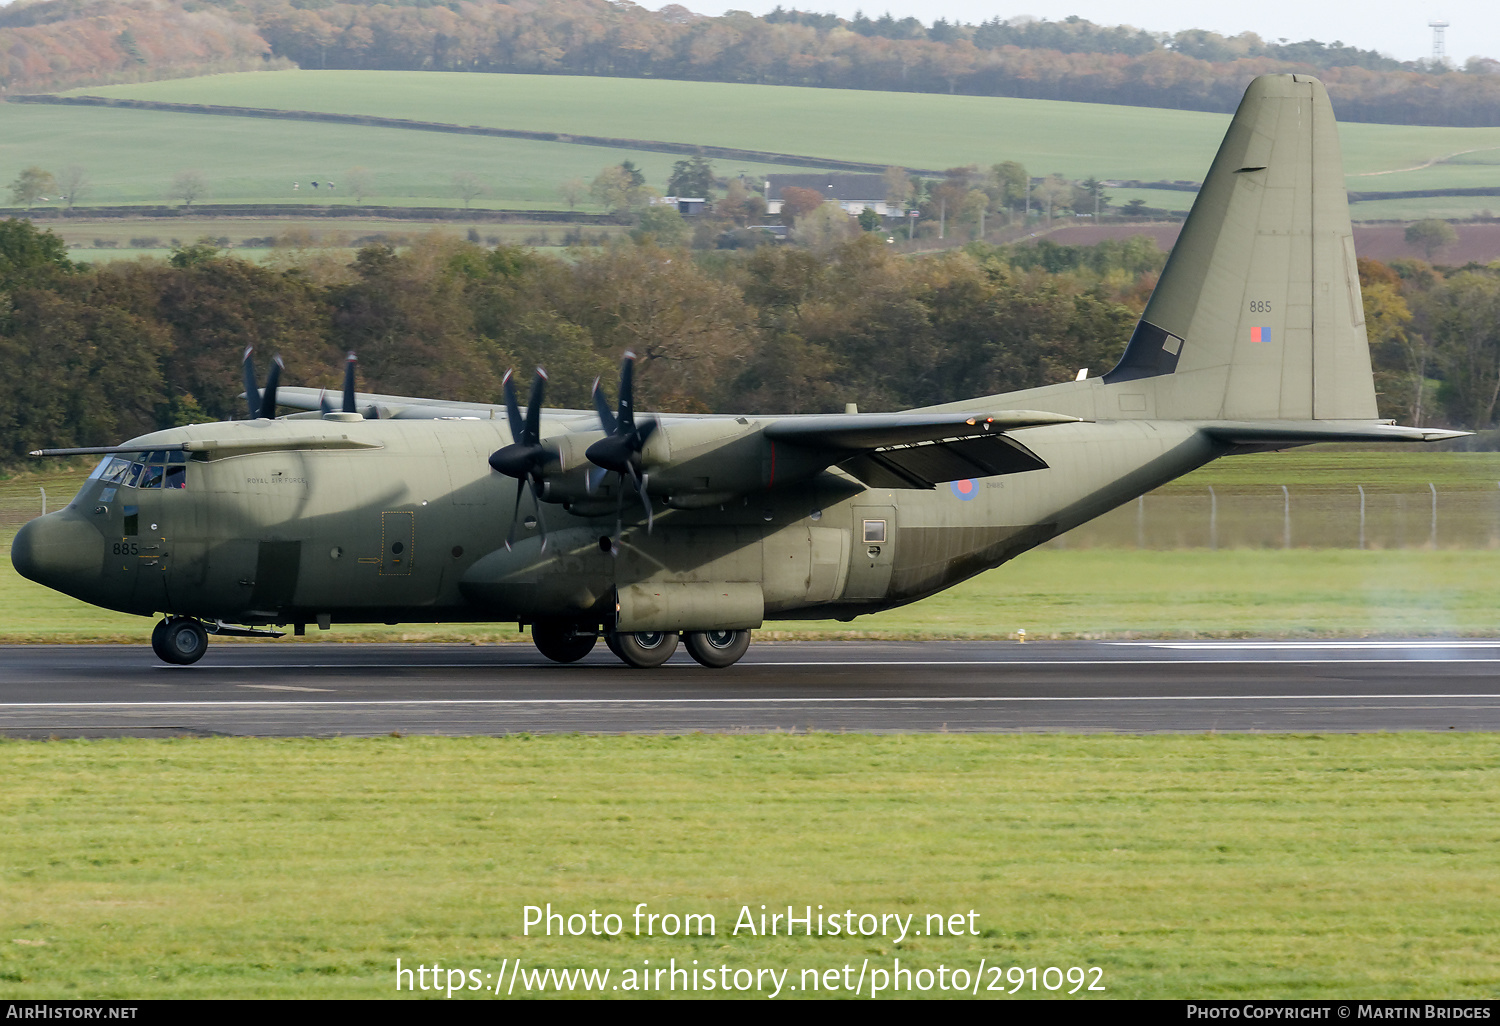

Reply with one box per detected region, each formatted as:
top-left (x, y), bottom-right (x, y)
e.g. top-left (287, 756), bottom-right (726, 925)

top-left (56, 165), bottom-right (89, 210)
top-left (558, 177), bottom-right (586, 210)
top-left (451, 172), bottom-right (485, 210)
top-left (345, 167), bottom-right (375, 205)
top-left (171, 170), bottom-right (207, 208)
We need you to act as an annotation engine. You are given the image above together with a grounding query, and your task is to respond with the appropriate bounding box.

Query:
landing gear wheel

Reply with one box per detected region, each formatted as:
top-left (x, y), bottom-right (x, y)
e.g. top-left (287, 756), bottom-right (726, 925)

top-left (612, 631), bottom-right (679, 668)
top-left (532, 621), bottom-right (597, 663)
top-left (604, 631), bottom-right (625, 659)
top-left (684, 629), bottom-right (752, 668)
top-left (154, 618), bottom-right (208, 665)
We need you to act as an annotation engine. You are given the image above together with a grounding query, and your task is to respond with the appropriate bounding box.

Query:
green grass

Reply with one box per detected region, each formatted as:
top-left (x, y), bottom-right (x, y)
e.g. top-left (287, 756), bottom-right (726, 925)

top-left (4, 450), bottom-right (1498, 645)
top-left (0, 100), bottom-right (826, 211)
top-left (0, 733), bottom-right (1496, 998)
top-left (69, 70), bottom-right (1500, 214)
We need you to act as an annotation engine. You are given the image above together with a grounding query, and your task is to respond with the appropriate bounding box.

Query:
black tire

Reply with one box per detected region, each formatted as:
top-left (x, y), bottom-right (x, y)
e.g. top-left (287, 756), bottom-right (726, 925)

top-left (612, 630), bottom-right (679, 668)
top-left (684, 629), bottom-right (752, 668)
top-left (532, 621), bottom-right (597, 663)
top-left (604, 631), bottom-right (625, 659)
top-left (157, 618), bottom-right (208, 665)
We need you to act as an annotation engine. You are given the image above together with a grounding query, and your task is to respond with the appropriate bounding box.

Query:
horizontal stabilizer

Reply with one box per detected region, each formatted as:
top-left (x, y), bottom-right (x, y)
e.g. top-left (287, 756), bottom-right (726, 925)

top-left (1202, 422), bottom-right (1470, 446)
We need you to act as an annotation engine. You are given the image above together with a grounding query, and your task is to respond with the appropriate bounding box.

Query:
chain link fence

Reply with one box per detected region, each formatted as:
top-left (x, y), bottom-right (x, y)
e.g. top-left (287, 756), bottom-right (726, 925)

top-left (1051, 484), bottom-right (1500, 549)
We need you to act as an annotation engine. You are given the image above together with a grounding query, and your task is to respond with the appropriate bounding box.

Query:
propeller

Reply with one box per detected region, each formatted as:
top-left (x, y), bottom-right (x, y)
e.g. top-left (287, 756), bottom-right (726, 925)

top-left (241, 347), bottom-right (283, 419)
top-left (487, 368), bottom-right (554, 550)
top-left (585, 351), bottom-right (658, 555)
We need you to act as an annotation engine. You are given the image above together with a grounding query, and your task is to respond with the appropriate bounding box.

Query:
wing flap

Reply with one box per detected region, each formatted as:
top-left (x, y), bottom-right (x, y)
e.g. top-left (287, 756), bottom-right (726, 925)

top-left (840, 435), bottom-right (1049, 490)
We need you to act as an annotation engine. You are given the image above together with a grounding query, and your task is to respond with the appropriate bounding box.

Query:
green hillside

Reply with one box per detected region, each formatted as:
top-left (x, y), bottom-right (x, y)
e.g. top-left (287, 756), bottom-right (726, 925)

top-left (0, 97), bottom-right (825, 212)
top-left (77, 70), bottom-right (1500, 191)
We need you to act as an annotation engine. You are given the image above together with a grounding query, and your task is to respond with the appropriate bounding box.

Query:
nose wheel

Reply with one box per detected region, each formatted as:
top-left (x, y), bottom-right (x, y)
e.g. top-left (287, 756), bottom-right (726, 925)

top-left (151, 617), bottom-right (209, 665)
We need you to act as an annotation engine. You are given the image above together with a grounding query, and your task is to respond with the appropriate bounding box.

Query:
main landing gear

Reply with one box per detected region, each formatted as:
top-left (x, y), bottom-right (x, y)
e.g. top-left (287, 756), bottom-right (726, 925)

top-left (530, 624), bottom-right (753, 669)
top-left (151, 616), bottom-right (209, 665)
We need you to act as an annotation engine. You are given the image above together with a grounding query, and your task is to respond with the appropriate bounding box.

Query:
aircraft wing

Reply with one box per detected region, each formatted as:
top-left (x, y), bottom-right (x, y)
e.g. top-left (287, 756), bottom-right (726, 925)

top-left (765, 410), bottom-right (1080, 490)
top-left (268, 387), bottom-right (596, 421)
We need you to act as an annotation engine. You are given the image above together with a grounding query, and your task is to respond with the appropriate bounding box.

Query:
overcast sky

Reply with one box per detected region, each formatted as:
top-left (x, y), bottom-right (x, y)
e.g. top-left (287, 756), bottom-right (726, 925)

top-left (673, 1), bottom-right (1497, 64)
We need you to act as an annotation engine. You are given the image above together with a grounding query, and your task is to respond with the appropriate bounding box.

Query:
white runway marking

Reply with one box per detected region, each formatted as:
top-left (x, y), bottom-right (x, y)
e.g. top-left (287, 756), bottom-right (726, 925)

top-left (238, 684), bottom-right (334, 693)
top-left (4, 694), bottom-right (1499, 708)
top-left (1120, 641), bottom-right (1500, 650)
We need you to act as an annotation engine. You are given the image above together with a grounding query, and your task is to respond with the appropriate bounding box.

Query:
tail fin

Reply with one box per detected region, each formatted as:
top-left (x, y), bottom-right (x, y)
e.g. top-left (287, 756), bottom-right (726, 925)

top-left (1103, 74), bottom-right (1376, 422)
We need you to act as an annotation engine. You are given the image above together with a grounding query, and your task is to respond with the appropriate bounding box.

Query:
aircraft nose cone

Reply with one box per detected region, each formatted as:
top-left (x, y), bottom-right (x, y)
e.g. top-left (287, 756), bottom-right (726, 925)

top-left (11, 513), bottom-right (103, 585)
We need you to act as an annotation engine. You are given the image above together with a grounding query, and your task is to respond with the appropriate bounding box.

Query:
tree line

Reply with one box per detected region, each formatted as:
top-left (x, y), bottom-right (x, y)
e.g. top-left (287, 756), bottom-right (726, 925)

top-left (3, 0), bottom-right (1499, 126)
top-left (1, 217), bottom-right (1496, 468)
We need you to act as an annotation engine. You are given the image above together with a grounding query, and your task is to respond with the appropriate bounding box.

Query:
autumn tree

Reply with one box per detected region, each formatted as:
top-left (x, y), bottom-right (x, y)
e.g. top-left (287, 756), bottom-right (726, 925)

top-left (591, 164), bottom-right (651, 214)
top-left (1405, 219), bottom-right (1457, 261)
top-left (777, 186), bottom-right (824, 227)
top-left (8, 167), bottom-right (55, 210)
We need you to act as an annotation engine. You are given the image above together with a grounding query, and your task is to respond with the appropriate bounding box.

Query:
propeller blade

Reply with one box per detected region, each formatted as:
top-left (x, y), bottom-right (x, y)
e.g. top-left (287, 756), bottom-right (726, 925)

top-left (526, 477), bottom-right (549, 552)
top-left (525, 368), bottom-right (546, 444)
top-left (242, 346), bottom-right (259, 421)
top-left (586, 464), bottom-right (610, 495)
top-left (319, 389), bottom-right (333, 416)
top-left (502, 370), bottom-right (525, 443)
top-left (504, 479), bottom-right (524, 551)
top-left (591, 377), bottom-right (617, 436)
top-left (611, 476), bottom-right (627, 557)
top-left (616, 351), bottom-right (636, 432)
top-left (342, 353), bottom-right (358, 414)
top-left (258, 356), bottom-right (284, 419)
top-left (636, 468), bottom-right (654, 533)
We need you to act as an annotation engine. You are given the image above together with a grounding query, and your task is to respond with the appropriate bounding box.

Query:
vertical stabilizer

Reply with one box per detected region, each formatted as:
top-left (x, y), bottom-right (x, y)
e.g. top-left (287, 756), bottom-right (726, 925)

top-left (1102, 75), bottom-right (1376, 422)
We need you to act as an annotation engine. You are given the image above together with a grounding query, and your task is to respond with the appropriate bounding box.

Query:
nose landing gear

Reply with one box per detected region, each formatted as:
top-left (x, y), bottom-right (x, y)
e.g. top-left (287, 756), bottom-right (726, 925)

top-left (151, 617), bottom-right (209, 665)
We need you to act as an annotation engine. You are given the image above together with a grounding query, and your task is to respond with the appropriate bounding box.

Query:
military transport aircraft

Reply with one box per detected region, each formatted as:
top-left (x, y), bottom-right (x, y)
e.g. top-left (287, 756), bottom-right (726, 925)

top-left (11, 75), bottom-right (1463, 668)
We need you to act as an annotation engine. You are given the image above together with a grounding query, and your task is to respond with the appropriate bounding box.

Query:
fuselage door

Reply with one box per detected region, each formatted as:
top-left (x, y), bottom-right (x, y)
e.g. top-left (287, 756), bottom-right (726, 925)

top-left (381, 511), bottom-right (415, 576)
top-left (846, 504), bottom-right (897, 600)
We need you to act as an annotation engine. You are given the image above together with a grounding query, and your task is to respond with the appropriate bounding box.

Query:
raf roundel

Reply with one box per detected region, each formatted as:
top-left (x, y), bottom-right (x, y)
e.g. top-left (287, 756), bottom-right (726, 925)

top-left (950, 479), bottom-right (978, 501)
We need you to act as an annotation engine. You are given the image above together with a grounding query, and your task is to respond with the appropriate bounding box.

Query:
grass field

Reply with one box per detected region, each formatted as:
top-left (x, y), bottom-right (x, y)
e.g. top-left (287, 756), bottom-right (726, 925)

top-left (3, 450), bottom-right (1497, 645)
top-left (52, 217), bottom-right (625, 265)
top-left (65, 71), bottom-right (1500, 216)
top-left (0, 99), bottom-right (827, 212)
top-left (0, 733), bottom-right (1496, 998)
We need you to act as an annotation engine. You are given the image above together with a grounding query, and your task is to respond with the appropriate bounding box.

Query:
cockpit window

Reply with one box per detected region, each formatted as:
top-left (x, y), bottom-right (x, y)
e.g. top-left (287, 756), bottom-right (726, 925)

top-left (98, 457), bottom-right (133, 485)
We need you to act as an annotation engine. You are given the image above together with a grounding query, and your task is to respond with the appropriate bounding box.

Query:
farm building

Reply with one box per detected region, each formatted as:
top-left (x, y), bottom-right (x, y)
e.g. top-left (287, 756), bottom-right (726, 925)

top-left (764, 174), bottom-right (898, 216)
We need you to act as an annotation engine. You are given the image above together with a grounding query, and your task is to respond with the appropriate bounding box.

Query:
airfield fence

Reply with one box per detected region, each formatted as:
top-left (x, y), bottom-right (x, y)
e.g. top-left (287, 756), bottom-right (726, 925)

top-left (4, 483), bottom-right (1500, 549)
top-left (1048, 484), bottom-right (1500, 550)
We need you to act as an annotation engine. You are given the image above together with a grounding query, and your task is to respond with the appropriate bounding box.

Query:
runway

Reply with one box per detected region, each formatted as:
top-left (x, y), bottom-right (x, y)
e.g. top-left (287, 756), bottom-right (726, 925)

top-left (2, 639), bottom-right (1498, 736)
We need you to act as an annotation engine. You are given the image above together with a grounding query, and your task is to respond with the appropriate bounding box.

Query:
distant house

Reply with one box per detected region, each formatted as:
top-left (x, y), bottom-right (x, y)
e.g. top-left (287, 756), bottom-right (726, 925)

top-left (764, 174), bottom-right (896, 217)
top-left (656, 196), bottom-right (709, 215)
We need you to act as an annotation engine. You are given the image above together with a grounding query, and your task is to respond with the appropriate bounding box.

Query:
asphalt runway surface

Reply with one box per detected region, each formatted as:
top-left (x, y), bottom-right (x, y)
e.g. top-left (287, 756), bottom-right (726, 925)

top-left (2, 639), bottom-right (1499, 736)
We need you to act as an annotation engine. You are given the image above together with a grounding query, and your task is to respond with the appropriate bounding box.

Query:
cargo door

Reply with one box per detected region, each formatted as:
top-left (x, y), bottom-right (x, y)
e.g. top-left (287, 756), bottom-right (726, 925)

top-left (845, 504), bottom-right (896, 600)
